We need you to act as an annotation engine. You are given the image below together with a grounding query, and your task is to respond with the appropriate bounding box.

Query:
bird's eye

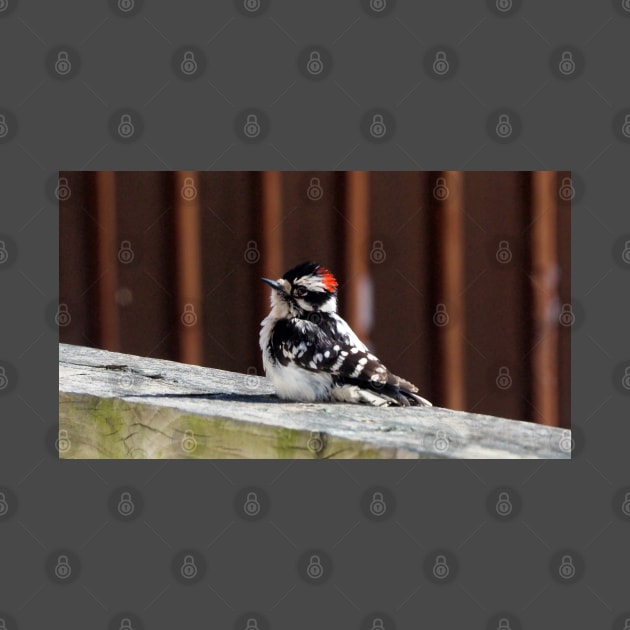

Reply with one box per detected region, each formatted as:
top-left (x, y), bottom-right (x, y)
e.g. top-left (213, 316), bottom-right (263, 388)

top-left (294, 287), bottom-right (307, 298)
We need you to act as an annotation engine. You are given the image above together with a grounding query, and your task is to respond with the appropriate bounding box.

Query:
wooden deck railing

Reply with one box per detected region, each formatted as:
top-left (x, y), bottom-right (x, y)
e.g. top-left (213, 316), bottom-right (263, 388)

top-left (58, 344), bottom-right (571, 459)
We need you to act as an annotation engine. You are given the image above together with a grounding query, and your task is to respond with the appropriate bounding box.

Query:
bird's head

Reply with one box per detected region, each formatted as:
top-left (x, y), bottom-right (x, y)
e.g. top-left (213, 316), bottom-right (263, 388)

top-left (262, 261), bottom-right (338, 317)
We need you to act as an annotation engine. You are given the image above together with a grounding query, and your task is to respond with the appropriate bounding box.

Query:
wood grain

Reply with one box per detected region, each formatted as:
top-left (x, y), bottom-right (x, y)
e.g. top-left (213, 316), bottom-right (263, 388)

top-left (59, 344), bottom-right (571, 460)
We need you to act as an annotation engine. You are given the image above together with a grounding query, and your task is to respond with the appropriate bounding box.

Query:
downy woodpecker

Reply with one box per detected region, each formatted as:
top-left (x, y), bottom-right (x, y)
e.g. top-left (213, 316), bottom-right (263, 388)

top-left (259, 262), bottom-right (432, 407)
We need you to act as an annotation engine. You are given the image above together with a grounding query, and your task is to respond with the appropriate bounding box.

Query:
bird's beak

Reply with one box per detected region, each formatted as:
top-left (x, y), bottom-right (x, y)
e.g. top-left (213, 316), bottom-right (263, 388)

top-left (261, 278), bottom-right (284, 292)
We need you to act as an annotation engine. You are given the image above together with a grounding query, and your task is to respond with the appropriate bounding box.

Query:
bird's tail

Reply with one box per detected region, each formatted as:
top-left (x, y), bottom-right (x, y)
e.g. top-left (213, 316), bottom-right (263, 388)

top-left (393, 375), bottom-right (433, 407)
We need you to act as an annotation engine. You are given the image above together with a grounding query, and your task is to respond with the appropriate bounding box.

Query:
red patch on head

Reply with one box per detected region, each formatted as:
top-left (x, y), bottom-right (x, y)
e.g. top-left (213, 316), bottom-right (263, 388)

top-left (316, 266), bottom-right (338, 292)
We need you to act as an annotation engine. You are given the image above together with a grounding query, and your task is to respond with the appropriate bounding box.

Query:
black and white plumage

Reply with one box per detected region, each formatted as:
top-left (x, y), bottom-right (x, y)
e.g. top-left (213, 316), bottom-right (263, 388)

top-left (259, 261), bottom-right (432, 407)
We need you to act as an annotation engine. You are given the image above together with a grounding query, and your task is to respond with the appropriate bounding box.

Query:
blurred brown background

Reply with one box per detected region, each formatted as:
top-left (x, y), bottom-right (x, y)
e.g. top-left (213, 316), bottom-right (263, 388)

top-left (58, 171), bottom-right (571, 427)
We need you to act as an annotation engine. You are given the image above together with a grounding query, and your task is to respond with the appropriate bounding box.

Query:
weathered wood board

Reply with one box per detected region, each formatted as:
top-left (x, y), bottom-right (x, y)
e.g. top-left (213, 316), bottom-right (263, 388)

top-left (58, 344), bottom-right (571, 459)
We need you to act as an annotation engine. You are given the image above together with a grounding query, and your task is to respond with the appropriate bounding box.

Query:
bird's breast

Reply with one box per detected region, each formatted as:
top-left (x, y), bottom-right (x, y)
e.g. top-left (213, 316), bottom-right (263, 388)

top-left (264, 361), bottom-right (333, 402)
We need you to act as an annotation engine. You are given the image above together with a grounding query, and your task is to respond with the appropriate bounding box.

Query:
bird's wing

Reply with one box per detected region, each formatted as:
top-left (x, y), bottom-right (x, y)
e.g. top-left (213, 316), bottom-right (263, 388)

top-left (270, 317), bottom-right (428, 405)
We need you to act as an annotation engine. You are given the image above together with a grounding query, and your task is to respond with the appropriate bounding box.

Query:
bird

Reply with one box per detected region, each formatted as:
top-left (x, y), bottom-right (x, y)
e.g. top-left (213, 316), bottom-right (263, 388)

top-left (259, 261), bottom-right (432, 407)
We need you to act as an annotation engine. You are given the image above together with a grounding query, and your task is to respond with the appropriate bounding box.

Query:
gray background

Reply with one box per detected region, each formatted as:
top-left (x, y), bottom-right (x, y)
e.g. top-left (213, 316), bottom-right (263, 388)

top-left (1, 0), bottom-right (629, 628)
